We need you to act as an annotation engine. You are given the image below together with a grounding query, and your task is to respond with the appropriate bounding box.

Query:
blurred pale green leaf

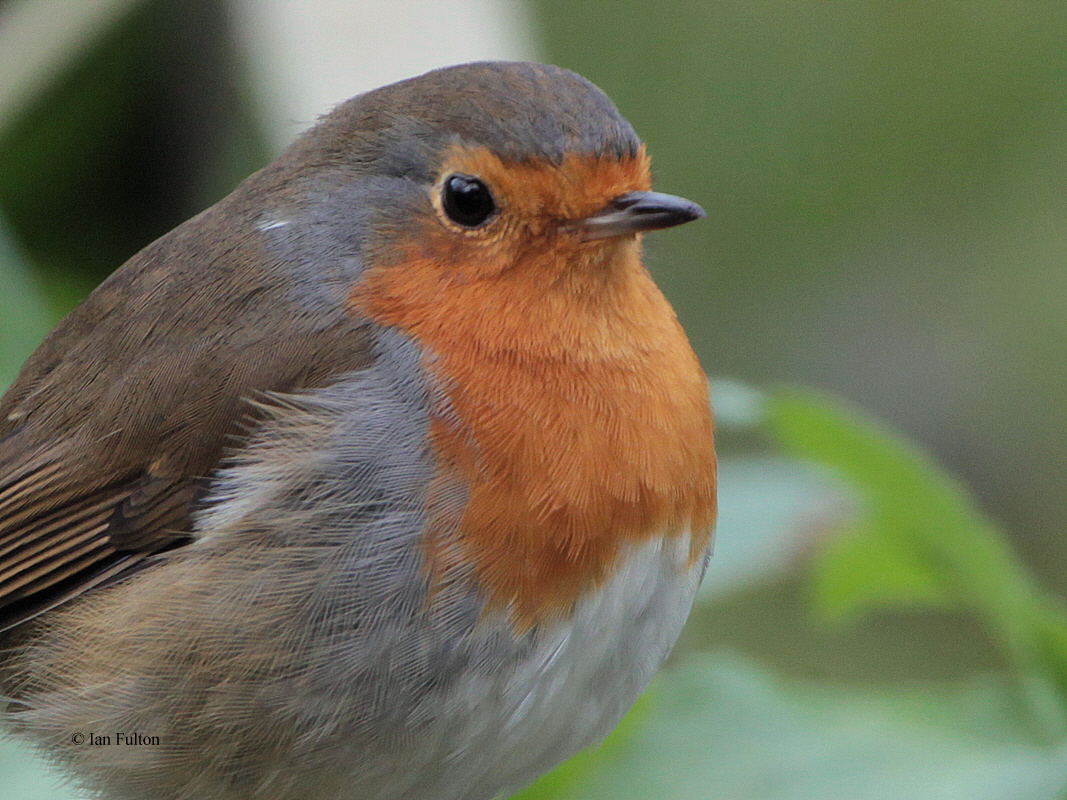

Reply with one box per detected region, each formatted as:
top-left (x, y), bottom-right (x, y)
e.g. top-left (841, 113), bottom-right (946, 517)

top-left (808, 513), bottom-right (950, 614)
top-left (766, 389), bottom-right (1067, 728)
top-left (554, 653), bottom-right (1067, 800)
top-left (701, 454), bottom-right (847, 598)
top-left (0, 739), bottom-right (83, 800)
top-left (0, 217), bottom-right (52, 389)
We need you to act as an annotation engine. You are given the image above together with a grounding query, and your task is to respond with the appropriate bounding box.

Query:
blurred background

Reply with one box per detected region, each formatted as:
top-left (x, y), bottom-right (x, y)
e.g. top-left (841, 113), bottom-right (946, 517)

top-left (1, 1), bottom-right (1065, 798)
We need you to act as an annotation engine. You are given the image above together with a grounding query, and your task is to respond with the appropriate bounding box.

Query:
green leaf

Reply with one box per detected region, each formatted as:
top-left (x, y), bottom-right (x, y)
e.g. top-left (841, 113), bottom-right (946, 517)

top-left (562, 652), bottom-right (1067, 800)
top-left (701, 454), bottom-right (849, 598)
top-left (0, 216), bottom-right (52, 389)
top-left (0, 739), bottom-right (85, 800)
top-left (765, 388), bottom-right (1067, 728)
top-left (809, 513), bottom-right (950, 616)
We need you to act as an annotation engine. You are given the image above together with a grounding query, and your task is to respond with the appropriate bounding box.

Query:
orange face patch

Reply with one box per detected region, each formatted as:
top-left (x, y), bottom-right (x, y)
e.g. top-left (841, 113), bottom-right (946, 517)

top-left (353, 147), bottom-right (716, 627)
top-left (435, 144), bottom-right (652, 232)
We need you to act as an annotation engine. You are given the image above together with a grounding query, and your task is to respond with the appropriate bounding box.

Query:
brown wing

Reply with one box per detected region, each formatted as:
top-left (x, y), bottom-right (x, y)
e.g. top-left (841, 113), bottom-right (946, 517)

top-left (0, 454), bottom-right (188, 630)
top-left (0, 193), bottom-right (375, 632)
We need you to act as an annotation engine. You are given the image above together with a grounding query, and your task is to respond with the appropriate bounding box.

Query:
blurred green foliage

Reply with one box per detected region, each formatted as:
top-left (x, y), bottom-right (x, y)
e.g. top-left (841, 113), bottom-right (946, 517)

top-left (769, 391), bottom-right (1067, 722)
top-left (519, 655), bottom-right (1067, 800)
top-left (0, 0), bottom-right (269, 311)
top-left (0, 220), bottom-right (53, 386)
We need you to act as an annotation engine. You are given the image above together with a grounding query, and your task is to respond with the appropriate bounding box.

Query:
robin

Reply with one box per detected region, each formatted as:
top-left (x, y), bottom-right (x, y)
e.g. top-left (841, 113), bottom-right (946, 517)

top-left (0, 61), bottom-right (716, 800)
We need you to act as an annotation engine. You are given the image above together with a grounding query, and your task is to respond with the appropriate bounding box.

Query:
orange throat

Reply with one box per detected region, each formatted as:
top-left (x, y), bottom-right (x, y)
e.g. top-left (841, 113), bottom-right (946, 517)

top-left (355, 155), bottom-right (716, 625)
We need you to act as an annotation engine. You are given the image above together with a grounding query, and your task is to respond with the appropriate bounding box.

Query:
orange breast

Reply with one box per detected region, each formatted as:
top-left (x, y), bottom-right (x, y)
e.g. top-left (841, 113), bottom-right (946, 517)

top-left (354, 158), bottom-right (716, 626)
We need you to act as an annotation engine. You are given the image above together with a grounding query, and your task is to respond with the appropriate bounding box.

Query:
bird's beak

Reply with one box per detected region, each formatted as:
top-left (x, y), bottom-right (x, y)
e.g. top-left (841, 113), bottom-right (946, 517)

top-left (578, 191), bottom-right (705, 241)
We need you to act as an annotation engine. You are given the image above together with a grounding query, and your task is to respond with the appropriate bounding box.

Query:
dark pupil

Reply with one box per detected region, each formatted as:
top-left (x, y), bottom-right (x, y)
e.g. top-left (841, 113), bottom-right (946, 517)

top-left (443, 175), bottom-right (495, 228)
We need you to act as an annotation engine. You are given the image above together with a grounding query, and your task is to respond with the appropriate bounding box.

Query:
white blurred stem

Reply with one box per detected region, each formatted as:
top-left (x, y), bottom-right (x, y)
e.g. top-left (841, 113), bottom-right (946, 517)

top-left (229, 0), bottom-right (541, 154)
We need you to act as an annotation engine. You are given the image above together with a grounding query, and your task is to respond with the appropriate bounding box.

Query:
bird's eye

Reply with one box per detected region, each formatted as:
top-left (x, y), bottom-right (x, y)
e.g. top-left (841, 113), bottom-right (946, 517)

top-left (441, 174), bottom-right (497, 229)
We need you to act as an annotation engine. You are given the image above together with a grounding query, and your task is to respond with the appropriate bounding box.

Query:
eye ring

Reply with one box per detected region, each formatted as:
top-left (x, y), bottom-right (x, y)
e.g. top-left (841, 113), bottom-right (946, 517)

top-left (440, 174), bottom-right (497, 229)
